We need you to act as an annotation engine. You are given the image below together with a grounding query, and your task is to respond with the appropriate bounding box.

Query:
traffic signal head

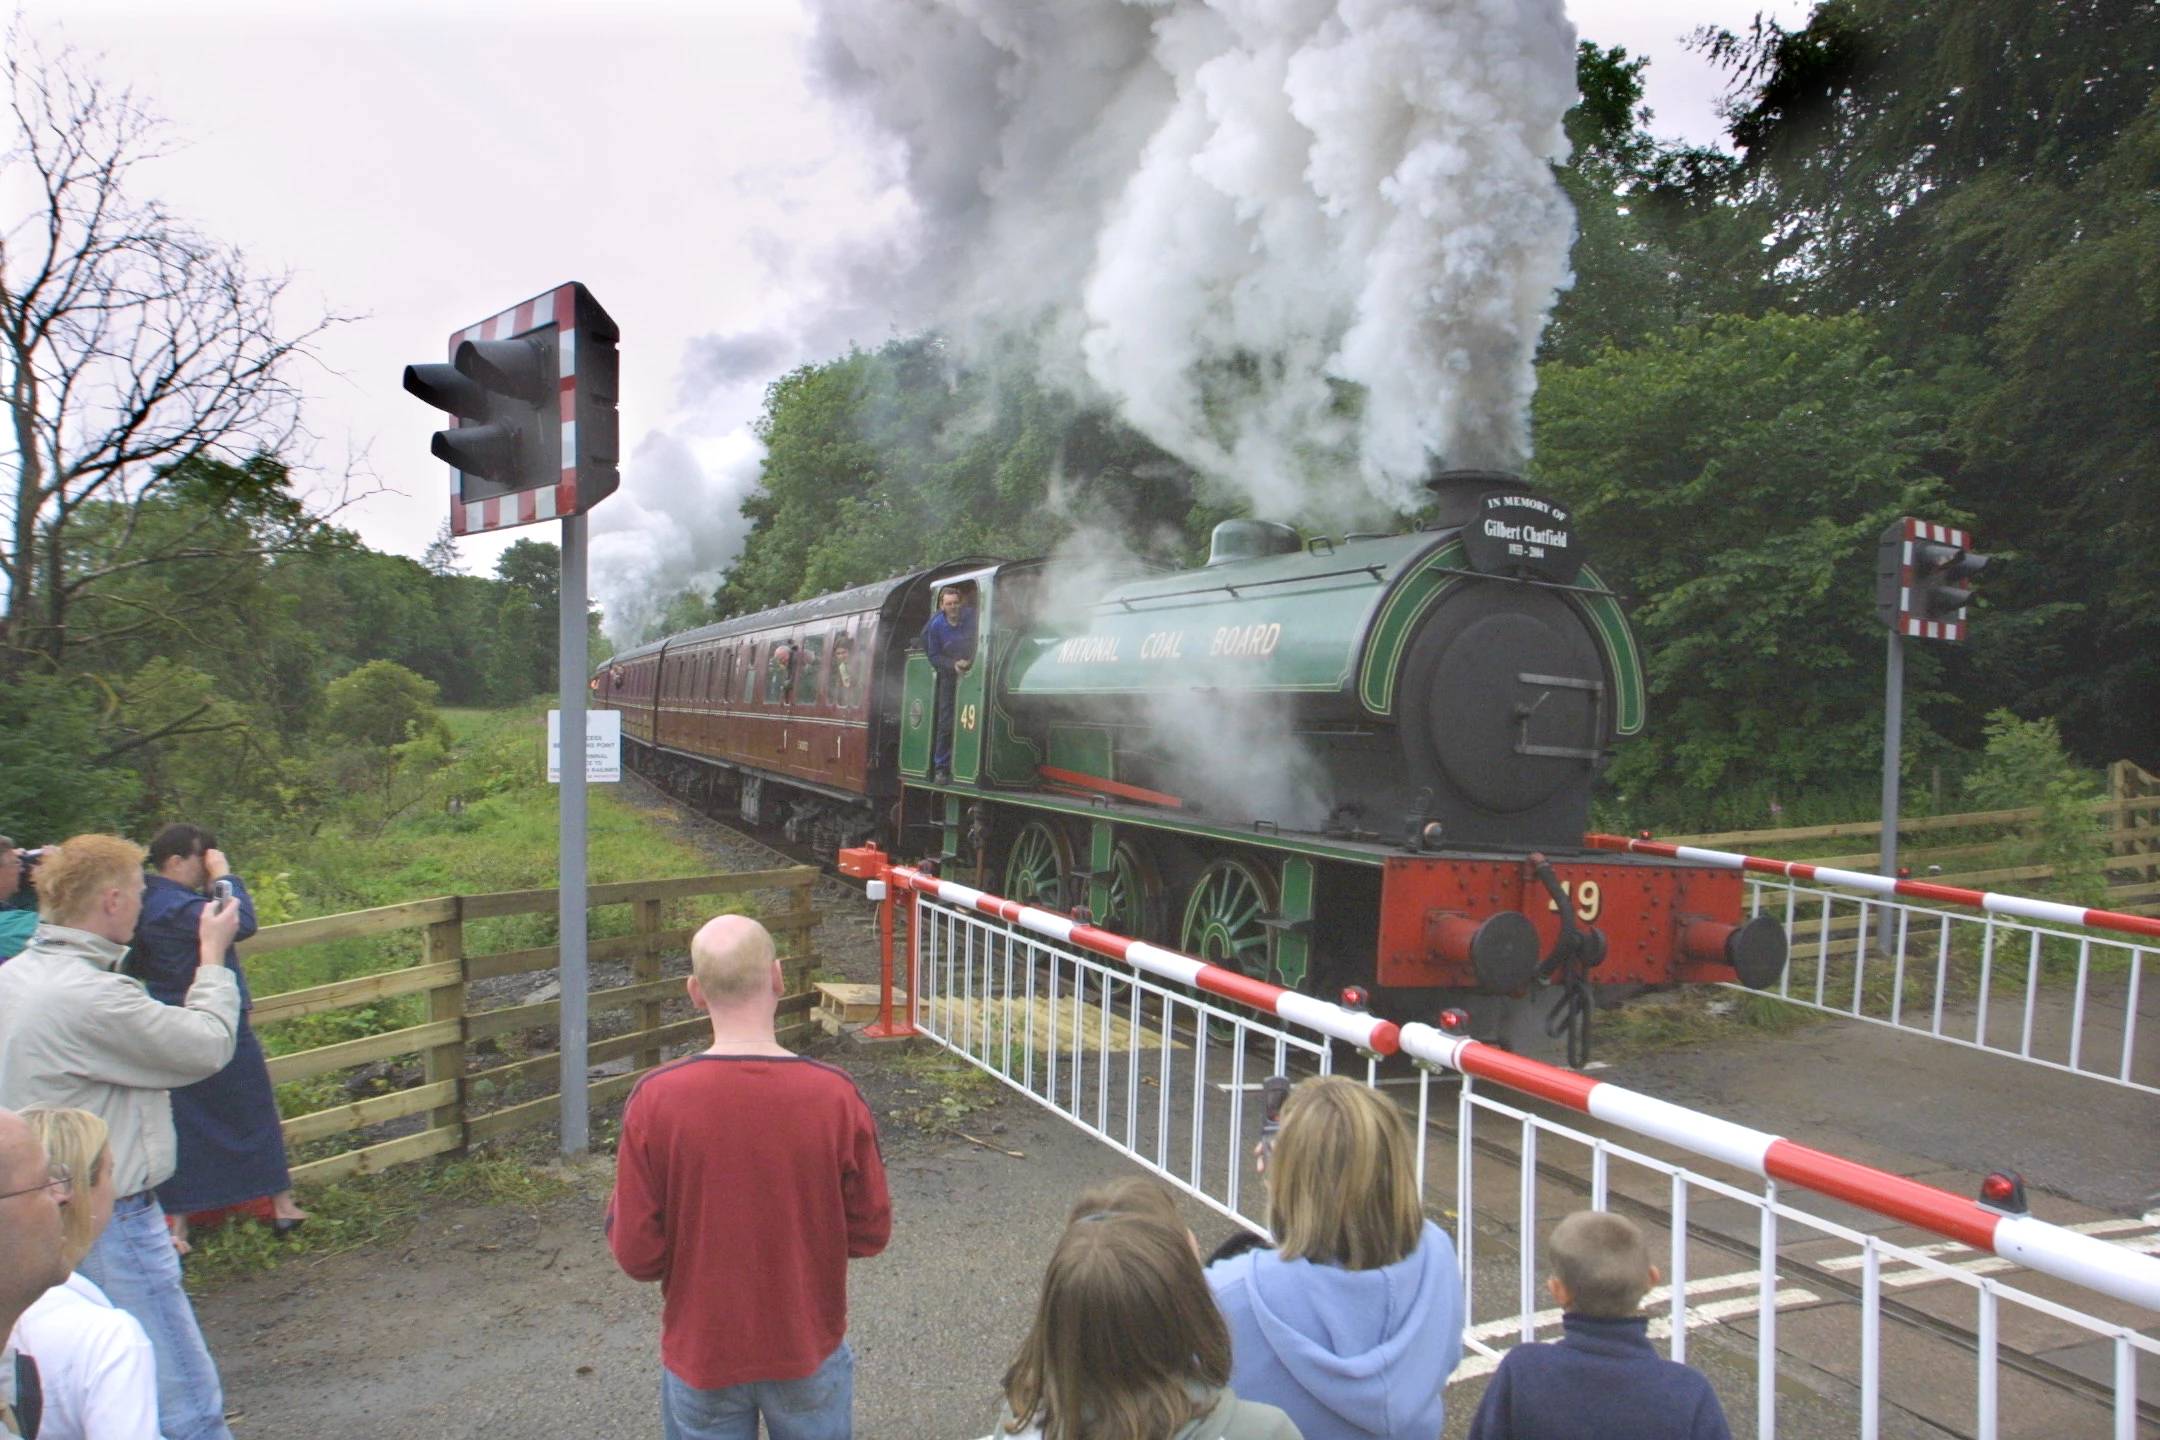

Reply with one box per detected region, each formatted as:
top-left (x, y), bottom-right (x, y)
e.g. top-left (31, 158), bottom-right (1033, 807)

top-left (404, 282), bottom-right (619, 535)
top-left (1876, 518), bottom-right (1988, 641)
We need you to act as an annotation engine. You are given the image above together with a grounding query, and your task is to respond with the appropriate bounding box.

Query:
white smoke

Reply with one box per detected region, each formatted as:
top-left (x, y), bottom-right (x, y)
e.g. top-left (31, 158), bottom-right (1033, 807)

top-left (590, 429), bottom-right (763, 644)
top-left (811, 0), bottom-right (1579, 521)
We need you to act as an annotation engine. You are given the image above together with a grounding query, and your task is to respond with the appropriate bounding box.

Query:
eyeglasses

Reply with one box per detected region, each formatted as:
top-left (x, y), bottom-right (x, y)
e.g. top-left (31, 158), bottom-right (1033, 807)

top-left (0, 1162), bottom-right (71, 1203)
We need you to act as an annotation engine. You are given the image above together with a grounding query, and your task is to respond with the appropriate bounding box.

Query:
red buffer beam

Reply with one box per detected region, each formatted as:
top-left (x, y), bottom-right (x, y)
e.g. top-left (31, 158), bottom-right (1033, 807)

top-left (1587, 833), bottom-right (2160, 942)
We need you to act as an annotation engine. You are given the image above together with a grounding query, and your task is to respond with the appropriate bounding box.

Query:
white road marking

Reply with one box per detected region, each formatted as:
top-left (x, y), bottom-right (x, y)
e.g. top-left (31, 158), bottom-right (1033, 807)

top-left (1452, 1288), bottom-right (1823, 1381)
top-left (1449, 1221), bottom-right (2160, 1386)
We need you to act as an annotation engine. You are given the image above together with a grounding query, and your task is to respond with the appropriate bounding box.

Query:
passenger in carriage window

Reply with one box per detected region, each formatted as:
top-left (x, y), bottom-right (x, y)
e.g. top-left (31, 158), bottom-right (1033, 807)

top-left (797, 637), bottom-right (824, 707)
top-left (767, 643), bottom-right (794, 703)
top-left (831, 634), bottom-right (859, 710)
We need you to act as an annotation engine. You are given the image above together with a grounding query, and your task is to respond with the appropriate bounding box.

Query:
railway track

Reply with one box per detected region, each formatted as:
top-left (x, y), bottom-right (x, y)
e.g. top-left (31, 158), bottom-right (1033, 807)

top-left (1260, 1038), bottom-right (2160, 1437)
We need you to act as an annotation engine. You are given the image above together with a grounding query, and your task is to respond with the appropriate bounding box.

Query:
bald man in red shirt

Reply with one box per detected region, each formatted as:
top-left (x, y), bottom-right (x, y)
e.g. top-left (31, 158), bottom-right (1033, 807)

top-left (608, 916), bottom-right (891, 1440)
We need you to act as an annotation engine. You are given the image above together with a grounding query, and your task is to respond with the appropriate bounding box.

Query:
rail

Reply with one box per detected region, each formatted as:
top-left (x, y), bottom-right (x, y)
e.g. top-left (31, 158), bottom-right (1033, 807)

top-left (239, 866), bottom-right (822, 1185)
top-left (842, 848), bottom-right (2160, 1437)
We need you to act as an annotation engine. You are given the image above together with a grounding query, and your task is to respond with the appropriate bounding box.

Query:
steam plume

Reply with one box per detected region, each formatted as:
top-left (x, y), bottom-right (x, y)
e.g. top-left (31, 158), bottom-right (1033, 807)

top-left (811, 0), bottom-right (1579, 520)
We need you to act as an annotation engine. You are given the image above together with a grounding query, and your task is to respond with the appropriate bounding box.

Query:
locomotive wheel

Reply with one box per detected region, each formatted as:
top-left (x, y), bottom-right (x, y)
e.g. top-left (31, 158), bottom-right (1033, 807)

top-left (1004, 820), bottom-right (1075, 911)
top-left (1180, 859), bottom-right (1276, 979)
top-left (1102, 837), bottom-right (1165, 940)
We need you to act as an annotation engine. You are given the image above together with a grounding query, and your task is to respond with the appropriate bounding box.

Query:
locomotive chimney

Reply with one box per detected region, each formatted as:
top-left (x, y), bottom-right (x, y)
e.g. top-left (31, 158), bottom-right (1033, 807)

top-left (1424, 465), bottom-right (1527, 529)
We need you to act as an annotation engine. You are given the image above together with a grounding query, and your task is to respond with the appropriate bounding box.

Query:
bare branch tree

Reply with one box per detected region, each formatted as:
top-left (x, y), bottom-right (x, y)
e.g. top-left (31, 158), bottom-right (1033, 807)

top-left (0, 30), bottom-right (348, 677)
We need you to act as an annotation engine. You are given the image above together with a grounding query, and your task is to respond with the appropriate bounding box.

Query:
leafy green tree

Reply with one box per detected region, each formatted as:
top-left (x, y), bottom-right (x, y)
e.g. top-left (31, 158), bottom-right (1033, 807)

top-left (1543, 41), bottom-right (1786, 365)
top-left (320, 660), bottom-right (450, 751)
top-left (641, 589), bottom-right (716, 644)
top-left (488, 540), bottom-right (559, 702)
top-left (1962, 710), bottom-right (2106, 903)
top-left (1695, 1), bottom-right (2160, 767)
top-left (1529, 311), bottom-right (1952, 824)
top-left (0, 673), bottom-right (140, 841)
top-left (715, 336), bottom-right (1206, 617)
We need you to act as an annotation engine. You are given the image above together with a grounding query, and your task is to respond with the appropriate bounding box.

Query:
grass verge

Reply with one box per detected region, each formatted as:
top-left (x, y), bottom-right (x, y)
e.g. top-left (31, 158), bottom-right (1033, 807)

top-left (1594, 987), bottom-right (1818, 1061)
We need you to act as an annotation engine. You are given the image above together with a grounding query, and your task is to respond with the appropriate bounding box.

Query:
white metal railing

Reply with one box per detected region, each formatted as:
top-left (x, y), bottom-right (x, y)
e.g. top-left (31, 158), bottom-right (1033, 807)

top-left (1743, 878), bottom-right (2155, 1095)
top-left (913, 892), bottom-right (1342, 1227)
top-left (894, 878), bottom-right (2160, 1440)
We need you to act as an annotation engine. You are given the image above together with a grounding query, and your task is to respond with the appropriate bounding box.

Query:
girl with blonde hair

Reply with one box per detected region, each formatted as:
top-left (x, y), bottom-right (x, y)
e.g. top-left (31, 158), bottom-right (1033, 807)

top-left (993, 1207), bottom-right (1300, 1440)
top-left (7, 1107), bottom-right (162, 1439)
top-left (1206, 1076), bottom-right (1463, 1440)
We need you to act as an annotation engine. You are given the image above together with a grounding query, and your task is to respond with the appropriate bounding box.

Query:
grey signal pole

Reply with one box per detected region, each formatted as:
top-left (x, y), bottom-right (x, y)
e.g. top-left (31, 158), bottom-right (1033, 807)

top-left (558, 511), bottom-right (590, 1155)
top-left (1879, 628), bottom-right (1903, 877)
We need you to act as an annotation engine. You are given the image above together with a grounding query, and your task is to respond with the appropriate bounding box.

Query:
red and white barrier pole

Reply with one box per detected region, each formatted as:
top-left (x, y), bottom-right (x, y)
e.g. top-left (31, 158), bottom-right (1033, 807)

top-left (837, 844), bottom-right (2160, 1313)
top-left (1588, 832), bottom-right (2160, 942)
top-left (886, 865), bottom-right (1401, 1055)
top-left (1396, 1020), bottom-right (2160, 1313)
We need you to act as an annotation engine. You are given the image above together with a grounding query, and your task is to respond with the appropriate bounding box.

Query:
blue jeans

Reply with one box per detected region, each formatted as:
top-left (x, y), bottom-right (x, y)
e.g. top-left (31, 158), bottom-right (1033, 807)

top-left (76, 1191), bottom-right (233, 1440)
top-left (662, 1341), bottom-right (855, 1440)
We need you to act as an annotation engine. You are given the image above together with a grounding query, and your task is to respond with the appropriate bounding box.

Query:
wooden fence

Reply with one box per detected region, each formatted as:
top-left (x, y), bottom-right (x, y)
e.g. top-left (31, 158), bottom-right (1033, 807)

top-left (1665, 760), bottom-right (2160, 912)
top-left (238, 866), bottom-right (823, 1186)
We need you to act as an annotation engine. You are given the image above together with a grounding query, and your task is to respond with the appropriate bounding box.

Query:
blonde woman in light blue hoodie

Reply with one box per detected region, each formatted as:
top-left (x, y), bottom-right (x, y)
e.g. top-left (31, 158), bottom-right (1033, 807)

top-left (1207, 1077), bottom-right (1464, 1440)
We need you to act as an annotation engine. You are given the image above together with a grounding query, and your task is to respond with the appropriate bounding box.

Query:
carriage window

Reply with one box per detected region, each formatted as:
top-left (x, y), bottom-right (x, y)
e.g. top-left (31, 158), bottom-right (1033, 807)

top-left (796, 636), bottom-right (824, 706)
top-left (767, 641), bottom-right (795, 702)
top-left (831, 628), bottom-right (860, 710)
top-left (719, 648), bottom-right (735, 702)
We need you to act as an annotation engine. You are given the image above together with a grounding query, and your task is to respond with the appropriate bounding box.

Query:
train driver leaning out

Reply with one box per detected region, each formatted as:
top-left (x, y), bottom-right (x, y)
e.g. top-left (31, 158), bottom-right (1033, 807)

top-left (923, 583), bottom-right (976, 783)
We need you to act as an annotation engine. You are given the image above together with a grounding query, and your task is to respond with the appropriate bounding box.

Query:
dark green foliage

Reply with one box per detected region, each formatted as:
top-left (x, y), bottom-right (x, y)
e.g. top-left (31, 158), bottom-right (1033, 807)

top-left (1689, 0), bottom-right (2160, 768)
top-left (1962, 710), bottom-right (2107, 903)
top-left (714, 338), bottom-right (1208, 618)
top-left (0, 453), bottom-right (590, 843)
top-left (320, 661), bottom-right (450, 750)
top-left (1542, 43), bottom-right (1781, 365)
top-left (1529, 312), bottom-right (1953, 819)
top-left (0, 674), bottom-right (141, 840)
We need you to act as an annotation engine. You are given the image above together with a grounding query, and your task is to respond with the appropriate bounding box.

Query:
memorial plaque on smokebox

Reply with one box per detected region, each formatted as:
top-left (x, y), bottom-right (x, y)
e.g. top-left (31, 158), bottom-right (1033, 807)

top-left (1462, 490), bottom-right (1582, 585)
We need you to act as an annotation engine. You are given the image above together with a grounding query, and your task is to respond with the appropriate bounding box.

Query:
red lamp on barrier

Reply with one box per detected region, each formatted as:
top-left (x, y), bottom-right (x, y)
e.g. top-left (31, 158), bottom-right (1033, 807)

top-left (1978, 1171), bottom-right (2029, 1216)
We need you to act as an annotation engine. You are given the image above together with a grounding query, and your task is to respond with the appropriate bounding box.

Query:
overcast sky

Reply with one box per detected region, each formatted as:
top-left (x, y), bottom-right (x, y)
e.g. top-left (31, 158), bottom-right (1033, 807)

top-left (19, 0), bottom-right (1807, 623)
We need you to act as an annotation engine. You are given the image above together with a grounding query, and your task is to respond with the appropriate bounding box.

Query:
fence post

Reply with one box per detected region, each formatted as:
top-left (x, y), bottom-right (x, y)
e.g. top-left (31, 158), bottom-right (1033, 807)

top-left (634, 896), bottom-right (664, 1072)
top-left (785, 874), bottom-right (817, 997)
top-left (423, 901), bottom-right (467, 1150)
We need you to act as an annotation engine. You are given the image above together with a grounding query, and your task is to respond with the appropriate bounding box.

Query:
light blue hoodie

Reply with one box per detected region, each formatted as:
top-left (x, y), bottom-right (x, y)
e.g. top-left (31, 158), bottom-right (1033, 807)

top-left (1207, 1220), bottom-right (1464, 1440)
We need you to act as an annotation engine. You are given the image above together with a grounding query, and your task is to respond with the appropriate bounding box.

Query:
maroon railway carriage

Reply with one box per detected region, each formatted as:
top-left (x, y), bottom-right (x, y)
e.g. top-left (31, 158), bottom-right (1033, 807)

top-left (596, 562), bottom-right (989, 853)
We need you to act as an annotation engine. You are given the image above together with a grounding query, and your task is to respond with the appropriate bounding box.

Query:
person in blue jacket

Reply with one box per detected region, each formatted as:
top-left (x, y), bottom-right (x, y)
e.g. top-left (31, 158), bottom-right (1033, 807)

top-left (1207, 1075), bottom-right (1464, 1440)
top-left (1466, 1209), bottom-right (1731, 1440)
top-left (130, 823), bottom-right (307, 1236)
top-left (922, 582), bottom-right (977, 783)
top-left (0, 836), bottom-right (36, 960)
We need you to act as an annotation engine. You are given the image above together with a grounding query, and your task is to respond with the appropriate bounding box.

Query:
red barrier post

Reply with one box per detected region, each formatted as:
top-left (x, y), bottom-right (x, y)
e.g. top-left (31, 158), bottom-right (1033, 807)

top-left (840, 844), bottom-right (916, 1040)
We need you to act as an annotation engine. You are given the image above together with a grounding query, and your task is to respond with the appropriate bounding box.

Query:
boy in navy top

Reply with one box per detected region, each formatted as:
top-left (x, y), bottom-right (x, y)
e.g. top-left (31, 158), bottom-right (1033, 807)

top-left (1467, 1210), bottom-right (1731, 1440)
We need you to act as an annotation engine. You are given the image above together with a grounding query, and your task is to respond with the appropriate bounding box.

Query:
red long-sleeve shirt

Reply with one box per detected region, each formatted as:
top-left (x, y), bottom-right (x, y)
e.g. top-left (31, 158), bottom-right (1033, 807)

top-left (607, 1053), bottom-right (892, 1390)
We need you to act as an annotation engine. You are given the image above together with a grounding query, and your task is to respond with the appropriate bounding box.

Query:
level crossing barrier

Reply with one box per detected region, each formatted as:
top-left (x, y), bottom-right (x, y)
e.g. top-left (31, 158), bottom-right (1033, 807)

top-left (838, 846), bottom-right (2160, 1440)
top-left (1589, 834), bottom-right (2159, 1095)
